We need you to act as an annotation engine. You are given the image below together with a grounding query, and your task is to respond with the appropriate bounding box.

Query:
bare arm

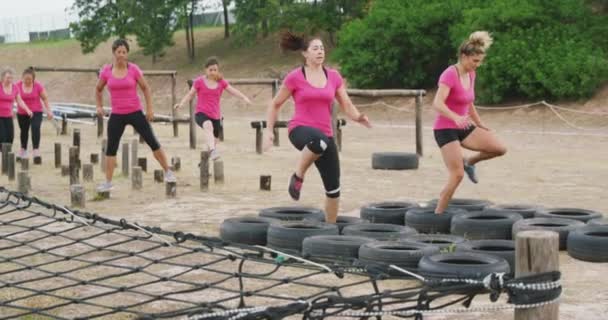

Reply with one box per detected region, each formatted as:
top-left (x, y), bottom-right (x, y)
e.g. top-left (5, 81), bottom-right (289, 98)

top-left (137, 76), bottom-right (154, 120)
top-left (263, 85), bottom-right (292, 150)
top-left (335, 85), bottom-right (371, 128)
top-left (95, 78), bottom-right (107, 111)
top-left (40, 89), bottom-right (52, 119)
top-left (225, 85), bottom-right (251, 104)
top-left (468, 104), bottom-right (485, 128)
top-left (16, 94), bottom-right (32, 116)
top-left (175, 86), bottom-right (196, 109)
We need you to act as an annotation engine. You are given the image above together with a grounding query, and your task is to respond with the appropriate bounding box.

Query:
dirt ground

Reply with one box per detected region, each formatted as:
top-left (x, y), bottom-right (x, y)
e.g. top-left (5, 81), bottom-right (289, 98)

top-left (1, 94), bottom-right (607, 319)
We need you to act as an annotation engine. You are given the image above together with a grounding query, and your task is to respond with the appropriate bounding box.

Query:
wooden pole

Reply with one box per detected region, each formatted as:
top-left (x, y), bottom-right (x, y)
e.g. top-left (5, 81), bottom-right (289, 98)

top-left (187, 80), bottom-right (196, 149)
top-left (20, 158), bottom-right (29, 171)
top-left (73, 128), bottom-right (81, 148)
top-left (100, 139), bottom-right (107, 173)
top-left (137, 157), bottom-right (147, 172)
top-left (122, 143), bottom-right (129, 177)
top-left (515, 230), bottom-right (559, 320)
top-left (172, 74), bottom-right (178, 137)
top-left (18, 171), bottom-right (29, 194)
top-left (83, 164), bottom-right (94, 182)
top-left (61, 165), bottom-right (69, 176)
top-left (218, 118), bottom-right (224, 142)
top-left (255, 127), bottom-right (263, 154)
top-left (273, 127), bottom-right (279, 147)
top-left (132, 166), bottom-right (143, 190)
top-left (97, 114), bottom-right (104, 138)
top-left (415, 94), bottom-right (423, 156)
top-left (70, 184), bottom-right (86, 208)
top-left (213, 160), bottom-right (224, 183)
top-left (1, 142), bottom-right (11, 175)
top-left (131, 139), bottom-right (138, 167)
top-left (200, 151), bottom-right (210, 191)
top-left (54, 143), bottom-right (61, 168)
top-left (69, 147), bottom-right (79, 185)
top-left (7, 152), bottom-right (15, 181)
top-left (61, 114), bottom-right (67, 135)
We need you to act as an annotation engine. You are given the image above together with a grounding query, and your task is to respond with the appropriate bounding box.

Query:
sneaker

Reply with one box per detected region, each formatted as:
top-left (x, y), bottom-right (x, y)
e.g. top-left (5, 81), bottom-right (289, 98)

top-left (463, 160), bottom-right (478, 184)
top-left (32, 149), bottom-right (40, 158)
top-left (288, 173), bottom-right (304, 201)
top-left (210, 149), bottom-right (221, 161)
top-left (17, 149), bottom-right (27, 159)
top-left (164, 170), bottom-right (177, 183)
top-left (96, 181), bottom-right (114, 192)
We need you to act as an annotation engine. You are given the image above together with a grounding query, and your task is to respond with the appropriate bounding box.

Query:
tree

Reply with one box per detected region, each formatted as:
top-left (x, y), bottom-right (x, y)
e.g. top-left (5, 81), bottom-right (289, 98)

top-left (222, 0), bottom-right (231, 38)
top-left (130, 0), bottom-right (182, 63)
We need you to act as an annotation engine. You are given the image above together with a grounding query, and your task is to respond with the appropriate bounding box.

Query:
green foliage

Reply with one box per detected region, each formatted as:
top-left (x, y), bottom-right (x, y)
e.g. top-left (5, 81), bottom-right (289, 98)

top-left (129, 0), bottom-right (182, 63)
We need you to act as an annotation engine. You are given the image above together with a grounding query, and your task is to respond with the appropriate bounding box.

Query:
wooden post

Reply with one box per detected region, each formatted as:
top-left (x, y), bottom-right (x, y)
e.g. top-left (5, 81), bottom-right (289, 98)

top-left (200, 151), bottom-right (210, 191)
top-left (172, 74), bottom-right (178, 137)
top-left (122, 143), bottom-right (129, 176)
top-left (137, 157), bottom-right (147, 172)
top-left (273, 127), bottom-right (279, 147)
top-left (1, 143), bottom-right (11, 175)
top-left (97, 114), bottom-right (104, 138)
top-left (260, 175), bottom-right (271, 191)
top-left (271, 79), bottom-right (278, 97)
top-left (515, 230), bottom-right (559, 320)
top-left (90, 153), bottom-right (99, 164)
top-left (73, 128), bottom-right (81, 148)
top-left (132, 166), bottom-right (143, 190)
top-left (255, 127), bottom-right (263, 154)
top-left (70, 184), bottom-right (86, 208)
top-left (97, 191), bottom-right (110, 200)
top-left (331, 102), bottom-right (338, 143)
top-left (166, 182), bottom-right (177, 198)
top-left (154, 169), bottom-right (164, 183)
top-left (83, 164), bottom-right (94, 182)
top-left (54, 143), bottom-right (61, 168)
top-left (18, 171), bottom-right (29, 194)
top-left (213, 160), bottom-right (224, 183)
top-left (171, 157), bottom-right (181, 171)
top-left (415, 94), bottom-right (423, 156)
top-left (131, 139), bottom-right (138, 166)
top-left (219, 118), bottom-right (224, 142)
top-left (101, 139), bottom-right (107, 173)
top-left (61, 165), bottom-right (70, 176)
top-left (336, 121), bottom-right (343, 152)
top-left (7, 152), bottom-right (15, 181)
top-left (61, 113), bottom-right (68, 135)
top-left (20, 158), bottom-right (29, 171)
top-left (187, 79), bottom-right (196, 149)
top-left (69, 147), bottom-right (79, 185)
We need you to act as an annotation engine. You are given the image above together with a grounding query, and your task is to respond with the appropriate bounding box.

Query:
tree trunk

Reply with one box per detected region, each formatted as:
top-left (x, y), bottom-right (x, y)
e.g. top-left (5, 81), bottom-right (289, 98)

top-left (223, 0), bottom-right (230, 38)
top-left (185, 4), bottom-right (192, 60)
top-left (189, 0), bottom-right (195, 61)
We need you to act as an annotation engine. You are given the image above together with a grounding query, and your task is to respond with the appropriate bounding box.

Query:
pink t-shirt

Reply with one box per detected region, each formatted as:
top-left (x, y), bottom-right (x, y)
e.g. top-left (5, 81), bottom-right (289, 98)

top-left (0, 84), bottom-right (18, 118)
top-left (17, 81), bottom-right (44, 114)
top-left (433, 66), bottom-right (476, 130)
top-left (99, 63), bottom-right (143, 114)
top-left (193, 76), bottom-right (229, 120)
top-left (284, 67), bottom-right (344, 137)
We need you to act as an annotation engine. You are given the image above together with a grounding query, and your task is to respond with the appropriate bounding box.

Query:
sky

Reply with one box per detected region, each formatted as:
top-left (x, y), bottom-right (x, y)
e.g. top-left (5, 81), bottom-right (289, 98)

top-left (0, 0), bottom-right (75, 18)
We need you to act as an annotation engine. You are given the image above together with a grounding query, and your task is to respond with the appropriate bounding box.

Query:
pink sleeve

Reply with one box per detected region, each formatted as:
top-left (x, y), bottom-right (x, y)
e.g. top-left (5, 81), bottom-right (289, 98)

top-left (193, 78), bottom-right (201, 90)
top-left (220, 79), bottom-right (229, 90)
top-left (283, 70), bottom-right (298, 92)
top-left (130, 63), bottom-right (143, 81)
top-left (99, 65), bottom-right (110, 82)
top-left (35, 82), bottom-right (45, 94)
top-left (438, 67), bottom-right (457, 88)
top-left (332, 70), bottom-right (344, 89)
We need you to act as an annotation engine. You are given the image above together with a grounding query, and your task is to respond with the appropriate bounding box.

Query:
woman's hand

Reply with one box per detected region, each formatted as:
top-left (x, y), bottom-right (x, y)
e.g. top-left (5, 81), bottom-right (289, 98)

top-left (146, 108), bottom-right (154, 122)
top-left (263, 129), bottom-right (274, 151)
top-left (453, 115), bottom-right (471, 129)
top-left (355, 113), bottom-right (372, 128)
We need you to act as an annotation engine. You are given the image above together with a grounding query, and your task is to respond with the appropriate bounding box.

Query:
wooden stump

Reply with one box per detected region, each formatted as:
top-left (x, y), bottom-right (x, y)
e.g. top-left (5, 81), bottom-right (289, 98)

top-left (137, 157), bottom-right (147, 172)
top-left (132, 166), bottom-right (143, 190)
top-left (515, 230), bottom-right (560, 320)
top-left (7, 152), bottom-right (15, 181)
top-left (101, 139), bottom-right (107, 173)
top-left (61, 165), bottom-right (70, 177)
top-left (165, 182), bottom-right (177, 198)
top-left (131, 139), bottom-right (138, 166)
top-left (260, 175), bottom-right (271, 191)
top-left (90, 153), bottom-right (99, 164)
top-left (1, 143), bottom-right (11, 175)
top-left (273, 127), bottom-right (279, 147)
top-left (122, 143), bottom-right (129, 176)
top-left (96, 191), bottom-right (110, 200)
top-left (83, 164), bottom-right (94, 182)
top-left (70, 184), bottom-right (85, 208)
top-left (255, 127), bottom-right (263, 154)
top-left (20, 158), bottom-right (29, 171)
top-left (33, 156), bottom-right (42, 165)
top-left (73, 128), bottom-right (81, 148)
top-left (213, 160), bottom-right (224, 184)
top-left (69, 147), bottom-right (80, 185)
top-left (97, 114), bottom-right (104, 137)
top-left (61, 114), bottom-right (68, 135)
top-left (200, 151), bottom-right (210, 191)
top-left (54, 143), bottom-right (61, 168)
top-left (154, 169), bottom-right (164, 183)
top-left (17, 171), bottom-right (29, 194)
top-left (171, 157), bottom-right (181, 171)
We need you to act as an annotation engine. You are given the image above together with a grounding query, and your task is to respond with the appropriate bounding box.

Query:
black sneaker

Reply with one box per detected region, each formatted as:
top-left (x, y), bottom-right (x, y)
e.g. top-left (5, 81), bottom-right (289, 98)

top-left (288, 173), bottom-right (304, 201)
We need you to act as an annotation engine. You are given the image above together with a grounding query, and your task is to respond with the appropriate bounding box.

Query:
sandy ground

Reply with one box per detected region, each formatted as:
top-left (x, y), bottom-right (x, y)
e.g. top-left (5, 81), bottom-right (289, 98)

top-left (1, 96), bottom-right (607, 319)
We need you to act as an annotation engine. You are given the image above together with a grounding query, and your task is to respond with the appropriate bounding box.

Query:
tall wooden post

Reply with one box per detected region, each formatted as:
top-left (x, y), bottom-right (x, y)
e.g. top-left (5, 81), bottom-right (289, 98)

top-left (415, 93), bottom-right (423, 156)
top-left (172, 74), bottom-right (178, 137)
top-left (187, 79), bottom-right (196, 149)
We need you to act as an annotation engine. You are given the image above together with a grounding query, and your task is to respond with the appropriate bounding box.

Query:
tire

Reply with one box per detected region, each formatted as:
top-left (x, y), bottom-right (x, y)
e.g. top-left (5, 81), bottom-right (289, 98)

top-left (404, 234), bottom-right (466, 250)
top-left (358, 241), bottom-right (439, 276)
top-left (360, 201), bottom-right (419, 225)
top-left (371, 152), bottom-right (418, 170)
top-left (302, 235), bottom-right (374, 260)
top-left (405, 207), bottom-right (467, 234)
top-left (428, 198), bottom-right (492, 212)
top-left (259, 206), bottom-right (325, 221)
top-left (456, 240), bottom-right (515, 272)
top-left (418, 252), bottom-right (510, 279)
top-left (535, 208), bottom-right (602, 223)
top-left (220, 216), bottom-right (280, 245)
top-left (451, 211), bottom-right (523, 240)
top-left (512, 218), bottom-right (585, 250)
top-left (567, 225), bottom-right (608, 262)
top-left (266, 221), bottom-right (339, 253)
top-left (588, 218), bottom-right (608, 226)
top-left (485, 204), bottom-right (542, 219)
top-left (304, 215), bottom-right (369, 234)
top-left (343, 223), bottom-right (417, 241)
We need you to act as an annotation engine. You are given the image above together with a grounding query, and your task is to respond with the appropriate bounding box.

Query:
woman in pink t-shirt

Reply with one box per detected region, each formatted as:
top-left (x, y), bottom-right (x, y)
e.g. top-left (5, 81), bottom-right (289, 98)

top-left (432, 31), bottom-right (507, 214)
top-left (95, 39), bottom-right (176, 192)
top-left (16, 67), bottom-right (53, 161)
top-left (0, 67), bottom-right (32, 147)
top-left (174, 56), bottom-right (251, 160)
top-left (263, 31), bottom-right (371, 223)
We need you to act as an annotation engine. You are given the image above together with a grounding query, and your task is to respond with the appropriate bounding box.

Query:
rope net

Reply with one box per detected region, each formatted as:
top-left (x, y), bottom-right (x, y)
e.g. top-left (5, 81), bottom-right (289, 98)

top-left (0, 187), bottom-right (561, 319)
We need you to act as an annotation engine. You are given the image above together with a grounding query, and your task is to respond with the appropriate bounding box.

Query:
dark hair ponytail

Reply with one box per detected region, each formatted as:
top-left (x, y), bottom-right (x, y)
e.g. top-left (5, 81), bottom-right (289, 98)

top-left (23, 66), bottom-right (36, 80)
top-left (280, 31), bottom-right (309, 51)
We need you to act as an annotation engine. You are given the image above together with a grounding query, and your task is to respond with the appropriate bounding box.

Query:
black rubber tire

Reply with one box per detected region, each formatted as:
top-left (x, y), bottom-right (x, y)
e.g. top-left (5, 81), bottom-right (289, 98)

top-left (567, 225), bottom-right (608, 262)
top-left (535, 208), bottom-right (602, 223)
top-left (266, 221), bottom-right (339, 253)
top-left (371, 152), bottom-right (419, 170)
top-left (428, 198), bottom-right (493, 212)
top-left (304, 215), bottom-right (369, 234)
top-left (456, 240), bottom-right (515, 272)
top-left (302, 235), bottom-right (374, 260)
top-left (220, 216), bottom-right (280, 245)
top-left (360, 201), bottom-right (419, 225)
top-left (404, 234), bottom-right (466, 250)
top-left (512, 218), bottom-right (585, 250)
top-left (451, 211), bottom-right (523, 240)
top-left (343, 223), bottom-right (418, 241)
top-left (358, 241), bottom-right (439, 276)
top-left (259, 206), bottom-right (325, 221)
top-left (405, 207), bottom-right (467, 234)
top-left (418, 252), bottom-right (510, 278)
top-left (588, 218), bottom-right (608, 226)
top-left (485, 204), bottom-right (542, 219)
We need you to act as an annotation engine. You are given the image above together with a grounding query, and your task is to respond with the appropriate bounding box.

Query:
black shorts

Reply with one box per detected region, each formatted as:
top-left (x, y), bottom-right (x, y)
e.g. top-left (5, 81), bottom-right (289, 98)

top-left (106, 111), bottom-right (161, 156)
top-left (434, 126), bottom-right (476, 148)
top-left (195, 112), bottom-right (222, 138)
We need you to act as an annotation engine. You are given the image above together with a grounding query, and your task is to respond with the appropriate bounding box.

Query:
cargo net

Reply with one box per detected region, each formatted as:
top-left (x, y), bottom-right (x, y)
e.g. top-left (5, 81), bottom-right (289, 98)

top-left (0, 187), bottom-right (561, 320)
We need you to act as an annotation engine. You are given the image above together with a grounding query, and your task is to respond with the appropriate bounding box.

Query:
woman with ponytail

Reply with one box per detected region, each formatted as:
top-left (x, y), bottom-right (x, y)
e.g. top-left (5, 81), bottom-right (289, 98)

top-left (432, 31), bottom-right (507, 215)
top-left (263, 31), bottom-right (371, 223)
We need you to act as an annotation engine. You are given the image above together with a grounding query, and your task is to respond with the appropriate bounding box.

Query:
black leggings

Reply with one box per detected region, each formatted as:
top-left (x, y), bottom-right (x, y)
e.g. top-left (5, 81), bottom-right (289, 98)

top-left (289, 126), bottom-right (340, 198)
top-left (106, 111), bottom-right (161, 156)
top-left (17, 112), bottom-right (43, 149)
top-left (0, 117), bottom-right (14, 146)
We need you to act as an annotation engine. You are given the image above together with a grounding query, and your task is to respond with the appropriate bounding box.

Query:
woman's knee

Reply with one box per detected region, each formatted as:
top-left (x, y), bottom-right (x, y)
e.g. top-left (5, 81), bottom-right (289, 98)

top-left (450, 168), bottom-right (465, 182)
